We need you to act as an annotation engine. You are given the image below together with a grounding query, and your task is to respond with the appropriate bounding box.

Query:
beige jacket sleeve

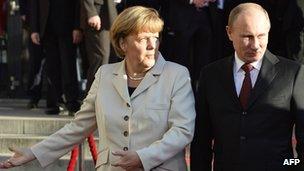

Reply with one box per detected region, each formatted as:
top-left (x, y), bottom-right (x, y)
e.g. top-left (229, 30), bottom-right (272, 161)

top-left (31, 67), bottom-right (101, 167)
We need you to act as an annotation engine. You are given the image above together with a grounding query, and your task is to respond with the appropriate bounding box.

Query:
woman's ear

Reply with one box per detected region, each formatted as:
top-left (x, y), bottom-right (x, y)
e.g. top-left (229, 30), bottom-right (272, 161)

top-left (119, 38), bottom-right (125, 52)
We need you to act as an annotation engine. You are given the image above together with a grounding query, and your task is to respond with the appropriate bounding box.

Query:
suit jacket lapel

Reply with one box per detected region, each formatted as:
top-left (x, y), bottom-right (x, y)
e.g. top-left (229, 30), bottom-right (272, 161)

top-left (248, 50), bottom-right (279, 109)
top-left (131, 53), bottom-right (166, 100)
top-left (221, 56), bottom-right (241, 109)
top-left (112, 60), bottom-right (131, 104)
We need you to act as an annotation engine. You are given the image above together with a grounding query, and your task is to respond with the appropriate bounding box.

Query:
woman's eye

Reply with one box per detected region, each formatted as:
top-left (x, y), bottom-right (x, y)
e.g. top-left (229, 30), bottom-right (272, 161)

top-left (151, 37), bottom-right (159, 42)
top-left (139, 38), bottom-right (147, 43)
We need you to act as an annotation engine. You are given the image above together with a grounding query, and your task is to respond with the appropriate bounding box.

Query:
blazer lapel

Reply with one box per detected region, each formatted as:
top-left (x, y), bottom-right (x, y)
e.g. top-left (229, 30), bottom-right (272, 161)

top-left (131, 73), bottom-right (158, 100)
top-left (247, 50), bottom-right (279, 109)
top-left (221, 56), bottom-right (241, 109)
top-left (131, 53), bottom-right (166, 100)
top-left (112, 60), bottom-right (131, 104)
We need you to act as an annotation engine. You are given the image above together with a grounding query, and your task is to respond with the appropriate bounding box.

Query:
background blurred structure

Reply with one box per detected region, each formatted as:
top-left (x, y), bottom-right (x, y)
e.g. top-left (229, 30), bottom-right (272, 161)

top-left (0, 0), bottom-right (23, 98)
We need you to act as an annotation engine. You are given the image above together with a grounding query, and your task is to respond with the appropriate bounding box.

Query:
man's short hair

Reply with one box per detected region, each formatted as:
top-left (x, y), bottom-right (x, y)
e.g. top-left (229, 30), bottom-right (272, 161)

top-left (228, 3), bottom-right (271, 28)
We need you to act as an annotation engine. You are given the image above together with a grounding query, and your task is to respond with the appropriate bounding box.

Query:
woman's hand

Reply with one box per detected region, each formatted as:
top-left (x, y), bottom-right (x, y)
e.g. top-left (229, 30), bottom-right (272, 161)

top-left (0, 147), bottom-right (36, 169)
top-left (111, 150), bottom-right (143, 171)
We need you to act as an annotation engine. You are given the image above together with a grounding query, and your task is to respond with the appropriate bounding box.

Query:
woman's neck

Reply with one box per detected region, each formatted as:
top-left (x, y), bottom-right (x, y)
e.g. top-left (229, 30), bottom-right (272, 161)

top-left (125, 60), bottom-right (148, 78)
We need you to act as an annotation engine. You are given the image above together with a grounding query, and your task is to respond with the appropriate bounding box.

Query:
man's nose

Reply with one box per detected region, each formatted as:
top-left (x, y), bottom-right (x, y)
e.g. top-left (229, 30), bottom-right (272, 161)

top-left (250, 37), bottom-right (259, 50)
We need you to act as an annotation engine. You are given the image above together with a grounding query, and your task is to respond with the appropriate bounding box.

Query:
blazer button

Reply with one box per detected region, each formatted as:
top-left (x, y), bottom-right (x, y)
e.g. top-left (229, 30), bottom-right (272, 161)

top-left (123, 131), bottom-right (129, 137)
top-left (124, 115), bottom-right (129, 121)
top-left (242, 111), bottom-right (247, 115)
top-left (126, 103), bottom-right (130, 107)
top-left (123, 147), bottom-right (128, 151)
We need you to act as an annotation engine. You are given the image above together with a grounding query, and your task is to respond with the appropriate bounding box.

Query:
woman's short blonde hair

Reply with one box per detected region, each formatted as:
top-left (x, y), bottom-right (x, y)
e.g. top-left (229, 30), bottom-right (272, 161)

top-left (110, 6), bottom-right (164, 58)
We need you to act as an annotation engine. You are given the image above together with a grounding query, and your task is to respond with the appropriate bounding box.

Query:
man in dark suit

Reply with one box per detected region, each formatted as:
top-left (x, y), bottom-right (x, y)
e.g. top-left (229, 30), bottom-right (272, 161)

top-left (160, 0), bottom-right (217, 85)
top-left (116, 0), bottom-right (161, 13)
top-left (191, 3), bottom-right (304, 171)
top-left (263, 0), bottom-right (304, 64)
top-left (82, 0), bottom-right (117, 91)
top-left (30, 0), bottom-right (82, 114)
top-left (19, 0), bottom-right (46, 109)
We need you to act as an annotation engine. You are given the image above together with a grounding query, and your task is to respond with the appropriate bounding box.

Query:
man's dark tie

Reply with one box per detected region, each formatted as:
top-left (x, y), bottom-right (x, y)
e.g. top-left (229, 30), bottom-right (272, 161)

top-left (239, 63), bottom-right (253, 109)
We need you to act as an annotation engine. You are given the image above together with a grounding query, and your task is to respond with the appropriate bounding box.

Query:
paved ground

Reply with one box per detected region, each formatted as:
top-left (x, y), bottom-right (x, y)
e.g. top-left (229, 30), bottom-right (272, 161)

top-left (0, 98), bottom-right (71, 118)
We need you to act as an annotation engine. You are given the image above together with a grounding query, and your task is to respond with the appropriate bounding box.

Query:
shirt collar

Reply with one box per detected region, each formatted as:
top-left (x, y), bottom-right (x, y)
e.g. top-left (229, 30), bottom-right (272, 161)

top-left (234, 52), bottom-right (263, 73)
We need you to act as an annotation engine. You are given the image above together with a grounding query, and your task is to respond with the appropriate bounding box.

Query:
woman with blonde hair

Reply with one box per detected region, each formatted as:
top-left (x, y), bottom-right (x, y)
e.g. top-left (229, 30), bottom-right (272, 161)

top-left (0, 6), bottom-right (195, 171)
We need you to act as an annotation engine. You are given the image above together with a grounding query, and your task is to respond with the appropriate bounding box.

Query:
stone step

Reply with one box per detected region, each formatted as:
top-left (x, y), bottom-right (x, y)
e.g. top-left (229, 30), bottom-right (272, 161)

top-left (0, 115), bottom-right (72, 135)
top-left (0, 134), bottom-right (99, 158)
top-left (0, 99), bottom-right (46, 108)
top-left (0, 99), bottom-right (98, 170)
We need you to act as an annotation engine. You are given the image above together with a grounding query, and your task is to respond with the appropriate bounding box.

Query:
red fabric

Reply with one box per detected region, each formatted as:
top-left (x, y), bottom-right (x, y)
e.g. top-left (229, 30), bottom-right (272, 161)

top-left (87, 134), bottom-right (98, 165)
top-left (67, 134), bottom-right (98, 170)
top-left (67, 146), bottom-right (79, 171)
top-left (292, 137), bottom-right (297, 145)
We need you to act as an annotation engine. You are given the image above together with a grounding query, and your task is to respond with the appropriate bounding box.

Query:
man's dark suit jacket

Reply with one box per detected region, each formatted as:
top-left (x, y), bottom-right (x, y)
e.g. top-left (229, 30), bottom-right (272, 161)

top-left (163, 0), bottom-right (218, 32)
top-left (30, 0), bottom-right (80, 38)
top-left (116, 0), bottom-right (161, 12)
top-left (191, 50), bottom-right (304, 171)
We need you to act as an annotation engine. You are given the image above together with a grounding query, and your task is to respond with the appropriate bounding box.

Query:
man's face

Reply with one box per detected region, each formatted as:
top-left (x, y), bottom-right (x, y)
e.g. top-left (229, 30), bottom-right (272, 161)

top-left (226, 10), bottom-right (270, 63)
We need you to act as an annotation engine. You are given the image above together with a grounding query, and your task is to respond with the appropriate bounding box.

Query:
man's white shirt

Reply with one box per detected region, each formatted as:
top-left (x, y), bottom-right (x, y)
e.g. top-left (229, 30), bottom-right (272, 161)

top-left (233, 52), bottom-right (263, 96)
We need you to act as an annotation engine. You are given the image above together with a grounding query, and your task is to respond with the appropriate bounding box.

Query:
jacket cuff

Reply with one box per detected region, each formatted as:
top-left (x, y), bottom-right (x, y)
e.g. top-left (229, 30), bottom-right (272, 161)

top-left (87, 12), bottom-right (99, 20)
top-left (31, 145), bottom-right (50, 168)
top-left (136, 148), bottom-right (159, 171)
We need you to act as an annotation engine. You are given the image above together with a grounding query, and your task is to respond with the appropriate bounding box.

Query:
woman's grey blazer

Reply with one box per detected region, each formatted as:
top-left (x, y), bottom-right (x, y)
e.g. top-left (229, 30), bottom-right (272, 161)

top-left (31, 53), bottom-right (196, 171)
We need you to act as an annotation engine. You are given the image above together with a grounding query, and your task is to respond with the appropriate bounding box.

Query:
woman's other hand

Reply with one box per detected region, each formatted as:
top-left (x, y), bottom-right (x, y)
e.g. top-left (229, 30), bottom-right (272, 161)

top-left (111, 150), bottom-right (143, 171)
top-left (0, 147), bottom-right (36, 169)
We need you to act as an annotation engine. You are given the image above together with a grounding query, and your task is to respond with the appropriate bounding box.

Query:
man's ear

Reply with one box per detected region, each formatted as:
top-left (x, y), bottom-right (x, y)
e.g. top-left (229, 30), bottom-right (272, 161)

top-left (226, 26), bottom-right (233, 41)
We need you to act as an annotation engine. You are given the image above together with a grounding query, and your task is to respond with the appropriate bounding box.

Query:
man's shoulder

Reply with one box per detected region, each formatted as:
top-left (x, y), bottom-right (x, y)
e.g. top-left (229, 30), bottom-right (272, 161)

top-left (270, 55), bottom-right (302, 74)
top-left (276, 56), bottom-right (302, 67)
top-left (203, 56), bottom-right (232, 72)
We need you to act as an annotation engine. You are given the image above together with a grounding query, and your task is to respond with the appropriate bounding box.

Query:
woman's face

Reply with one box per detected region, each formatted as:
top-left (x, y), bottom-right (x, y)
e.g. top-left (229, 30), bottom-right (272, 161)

top-left (122, 31), bottom-right (160, 70)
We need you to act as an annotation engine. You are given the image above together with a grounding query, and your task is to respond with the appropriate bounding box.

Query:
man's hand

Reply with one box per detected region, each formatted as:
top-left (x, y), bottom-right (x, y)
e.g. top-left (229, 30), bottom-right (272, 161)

top-left (31, 32), bottom-right (40, 45)
top-left (193, 0), bottom-right (207, 8)
top-left (88, 15), bottom-right (101, 31)
top-left (111, 150), bottom-right (143, 171)
top-left (193, 0), bottom-right (215, 8)
top-left (72, 29), bottom-right (83, 44)
top-left (21, 15), bottom-right (26, 22)
top-left (0, 147), bottom-right (36, 169)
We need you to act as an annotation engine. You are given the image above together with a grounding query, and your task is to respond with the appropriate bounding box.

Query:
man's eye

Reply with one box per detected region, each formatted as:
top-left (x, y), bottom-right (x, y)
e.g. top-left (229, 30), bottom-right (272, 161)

top-left (242, 36), bottom-right (249, 41)
top-left (258, 35), bottom-right (265, 39)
